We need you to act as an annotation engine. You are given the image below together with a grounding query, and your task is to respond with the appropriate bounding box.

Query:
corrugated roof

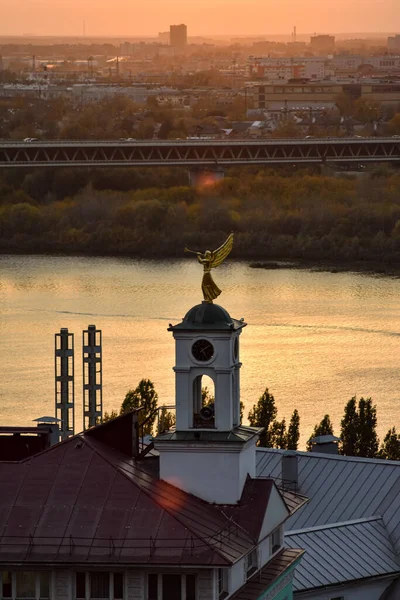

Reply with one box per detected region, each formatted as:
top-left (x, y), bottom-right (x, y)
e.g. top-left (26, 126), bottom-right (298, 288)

top-left (286, 517), bottom-right (400, 591)
top-left (256, 448), bottom-right (400, 552)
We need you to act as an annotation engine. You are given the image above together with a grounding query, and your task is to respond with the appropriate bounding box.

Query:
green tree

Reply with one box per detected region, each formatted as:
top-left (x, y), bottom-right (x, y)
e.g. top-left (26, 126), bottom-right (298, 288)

top-left (248, 388), bottom-right (278, 447)
top-left (335, 92), bottom-right (355, 117)
top-left (340, 397), bottom-right (359, 456)
top-left (103, 410), bottom-right (119, 423)
top-left (286, 409), bottom-right (300, 450)
top-left (270, 419), bottom-right (287, 449)
top-left (120, 378), bottom-right (158, 435)
top-left (202, 386), bottom-right (214, 405)
top-left (158, 405), bottom-right (176, 433)
top-left (357, 397), bottom-right (379, 458)
top-left (306, 414), bottom-right (334, 451)
top-left (240, 401), bottom-right (244, 424)
top-left (379, 427), bottom-right (400, 460)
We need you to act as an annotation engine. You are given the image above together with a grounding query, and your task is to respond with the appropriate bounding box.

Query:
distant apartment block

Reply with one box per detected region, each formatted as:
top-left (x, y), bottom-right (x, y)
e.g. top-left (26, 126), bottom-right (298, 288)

top-left (158, 31), bottom-right (170, 44)
top-left (310, 34), bottom-right (335, 54)
top-left (333, 54), bottom-right (400, 73)
top-left (247, 56), bottom-right (329, 80)
top-left (170, 24), bottom-right (187, 48)
top-left (254, 81), bottom-right (400, 109)
top-left (388, 34), bottom-right (400, 52)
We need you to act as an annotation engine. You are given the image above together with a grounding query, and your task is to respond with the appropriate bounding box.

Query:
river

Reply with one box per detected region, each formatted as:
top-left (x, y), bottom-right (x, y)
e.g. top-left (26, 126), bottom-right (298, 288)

top-left (1, 254), bottom-right (400, 449)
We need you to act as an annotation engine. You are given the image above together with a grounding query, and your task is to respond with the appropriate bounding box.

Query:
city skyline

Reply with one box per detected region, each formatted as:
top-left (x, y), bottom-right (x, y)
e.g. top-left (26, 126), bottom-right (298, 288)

top-left (0, 0), bottom-right (398, 37)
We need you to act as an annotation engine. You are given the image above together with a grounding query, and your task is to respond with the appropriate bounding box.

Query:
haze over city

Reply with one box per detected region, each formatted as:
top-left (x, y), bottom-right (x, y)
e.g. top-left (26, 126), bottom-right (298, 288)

top-left (1, 0), bottom-right (399, 36)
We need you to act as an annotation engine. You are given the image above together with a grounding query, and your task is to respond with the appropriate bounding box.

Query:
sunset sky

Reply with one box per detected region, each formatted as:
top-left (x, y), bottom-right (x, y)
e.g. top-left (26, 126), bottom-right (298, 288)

top-left (0, 0), bottom-right (398, 37)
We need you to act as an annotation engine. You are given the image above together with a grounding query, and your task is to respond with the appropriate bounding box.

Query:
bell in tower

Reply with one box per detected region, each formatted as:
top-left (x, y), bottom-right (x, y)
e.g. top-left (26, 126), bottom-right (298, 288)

top-left (154, 235), bottom-right (262, 505)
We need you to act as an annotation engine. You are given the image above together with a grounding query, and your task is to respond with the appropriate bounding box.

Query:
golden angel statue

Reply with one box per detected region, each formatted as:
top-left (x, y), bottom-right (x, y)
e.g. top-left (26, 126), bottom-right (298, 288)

top-left (185, 233), bottom-right (234, 303)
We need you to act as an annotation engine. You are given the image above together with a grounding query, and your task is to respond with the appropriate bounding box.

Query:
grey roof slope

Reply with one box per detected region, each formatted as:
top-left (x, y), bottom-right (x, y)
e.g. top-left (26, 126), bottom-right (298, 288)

top-left (285, 517), bottom-right (400, 592)
top-left (256, 448), bottom-right (400, 551)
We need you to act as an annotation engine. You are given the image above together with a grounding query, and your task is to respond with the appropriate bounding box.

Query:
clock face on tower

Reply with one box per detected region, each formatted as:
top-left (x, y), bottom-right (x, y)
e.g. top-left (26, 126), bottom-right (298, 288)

top-left (192, 339), bottom-right (215, 362)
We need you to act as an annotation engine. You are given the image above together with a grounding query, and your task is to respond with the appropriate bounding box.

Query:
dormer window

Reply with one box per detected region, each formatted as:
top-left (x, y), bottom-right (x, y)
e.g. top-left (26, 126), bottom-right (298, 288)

top-left (270, 526), bottom-right (283, 554)
top-left (245, 549), bottom-right (258, 579)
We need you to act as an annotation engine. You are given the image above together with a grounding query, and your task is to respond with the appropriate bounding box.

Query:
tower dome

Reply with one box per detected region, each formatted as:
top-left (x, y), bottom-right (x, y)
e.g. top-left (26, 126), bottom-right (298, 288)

top-left (169, 301), bottom-right (245, 332)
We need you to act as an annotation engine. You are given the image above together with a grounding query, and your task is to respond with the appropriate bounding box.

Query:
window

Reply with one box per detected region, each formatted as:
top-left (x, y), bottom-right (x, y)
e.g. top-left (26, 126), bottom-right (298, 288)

top-left (147, 574), bottom-right (196, 600)
top-left (76, 573), bottom-right (86, 599)
top-left (76, 573), bottom-right (124, 600)
top-left (2, 573), bottom-right (50, 600)
top-left (162, 575), bottom-right (181, 600)
top-left (271, 526), bottom-right (282, 554)
top-left (90, 573), bottom-right (109, 599)
top-left (148, 575), bottom-right (158, 600)
top-left (185, 576), bottom-right (195, 600)
top-left (113, 574), bottom-right (123, 600)
top-left (245, 550), bottom-right (258, 578)
top-left (2, 573), bottom-right (12, 599)
top-left (39, 575), bottom-right (49, 600)
top-left (16, 573), bottom-right (36, 599)
top-left (218, 569), bottom-right (228, 599)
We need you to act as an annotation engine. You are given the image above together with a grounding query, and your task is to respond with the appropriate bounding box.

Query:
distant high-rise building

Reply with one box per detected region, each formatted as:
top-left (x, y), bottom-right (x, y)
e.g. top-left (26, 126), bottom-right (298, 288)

top-left (388, 35), bottom-right (400, 52)
top-left (170, 24), bottom-right (187, 48)
top-left (310, 34), bottom-right (335, 54)
top-left (159, 31), bottom-right (170, 44)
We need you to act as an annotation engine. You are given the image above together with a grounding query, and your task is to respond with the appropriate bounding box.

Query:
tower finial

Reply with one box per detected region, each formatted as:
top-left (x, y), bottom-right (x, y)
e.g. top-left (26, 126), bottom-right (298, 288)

top-left (184, 233), bottom-right (234, 303)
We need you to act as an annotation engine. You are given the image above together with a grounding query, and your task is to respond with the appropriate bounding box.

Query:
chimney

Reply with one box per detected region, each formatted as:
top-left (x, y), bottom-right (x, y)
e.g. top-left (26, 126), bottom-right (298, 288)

top-left (310, 435), bottom-right (340, 455)
top-left (282, 450), bottom-right (298, 491)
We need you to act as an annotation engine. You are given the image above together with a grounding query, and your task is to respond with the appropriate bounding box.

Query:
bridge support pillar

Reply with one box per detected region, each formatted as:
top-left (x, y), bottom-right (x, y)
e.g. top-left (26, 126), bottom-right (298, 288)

top-left (188, 167), bottom-right (225, 187)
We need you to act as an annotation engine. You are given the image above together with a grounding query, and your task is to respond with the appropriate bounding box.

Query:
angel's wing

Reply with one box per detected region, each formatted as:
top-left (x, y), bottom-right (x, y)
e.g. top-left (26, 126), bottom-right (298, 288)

top-left (210, 233), bottom-right (234, 269)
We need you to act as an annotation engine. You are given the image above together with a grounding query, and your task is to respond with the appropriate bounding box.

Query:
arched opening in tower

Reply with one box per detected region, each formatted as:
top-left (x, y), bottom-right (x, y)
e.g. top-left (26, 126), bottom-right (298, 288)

top-left (192, 374), bottom-right (215, 429)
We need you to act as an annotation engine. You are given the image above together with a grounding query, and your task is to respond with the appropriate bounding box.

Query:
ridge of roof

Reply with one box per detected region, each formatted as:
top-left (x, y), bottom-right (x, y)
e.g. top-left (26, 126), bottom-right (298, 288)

top-left (286, 515), bottom-right (383, 536)
top-left (257, 447), bottom-right (400, 466)
top-left (82, 434), bottom-right (252, 564)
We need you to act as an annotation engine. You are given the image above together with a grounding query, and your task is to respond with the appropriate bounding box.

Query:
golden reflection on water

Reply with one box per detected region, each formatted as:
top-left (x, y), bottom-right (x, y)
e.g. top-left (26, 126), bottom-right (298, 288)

top-left (1, 255), bottom-right (400, 449)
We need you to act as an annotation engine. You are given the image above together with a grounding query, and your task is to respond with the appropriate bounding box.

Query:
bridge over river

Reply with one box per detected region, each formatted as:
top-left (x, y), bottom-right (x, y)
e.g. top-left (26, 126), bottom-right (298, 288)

top-left (0, 137), bottom-right (399, 168)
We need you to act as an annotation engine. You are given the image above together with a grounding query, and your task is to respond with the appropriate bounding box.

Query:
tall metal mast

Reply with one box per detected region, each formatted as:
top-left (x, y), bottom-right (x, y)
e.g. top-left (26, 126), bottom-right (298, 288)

top-left (83, 325), bottom-right (103, 430)
top-left (55, 328), bottom-right (75, 439)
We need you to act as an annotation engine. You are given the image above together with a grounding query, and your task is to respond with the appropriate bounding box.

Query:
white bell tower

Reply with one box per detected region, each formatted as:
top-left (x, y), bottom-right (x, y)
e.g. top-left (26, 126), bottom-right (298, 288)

top-left (154, 302), bottom-right (262, 505)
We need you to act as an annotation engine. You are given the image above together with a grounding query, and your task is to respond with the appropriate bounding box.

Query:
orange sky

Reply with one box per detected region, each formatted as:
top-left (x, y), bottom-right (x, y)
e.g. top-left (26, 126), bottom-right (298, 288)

top-left (0, 0), bottom-right (398, 37)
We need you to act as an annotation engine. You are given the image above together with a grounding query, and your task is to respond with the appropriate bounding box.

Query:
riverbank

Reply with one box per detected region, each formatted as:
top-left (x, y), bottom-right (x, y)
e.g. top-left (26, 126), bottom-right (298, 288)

top-left (249, 258), bottom-right (400, 277)
top-left (3, 247), bottom-right (400, 279)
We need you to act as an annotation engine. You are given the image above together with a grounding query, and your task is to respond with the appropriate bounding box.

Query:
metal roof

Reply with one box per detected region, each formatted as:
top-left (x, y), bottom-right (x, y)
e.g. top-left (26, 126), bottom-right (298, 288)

top-left (229, 548), bottom-right (304, 600)
top-left (169, 302), bottom-right (246, 332)
top-left (0, 415), bottom-right (291, 568)
top-left (285, 517), bottom-right (400, 591)
top-left (0, 434), bottom-right (254, 566)
top-left (156, 426), bottom-right (262, 444)
top-left (256, 449), bottom-right (400, 552)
